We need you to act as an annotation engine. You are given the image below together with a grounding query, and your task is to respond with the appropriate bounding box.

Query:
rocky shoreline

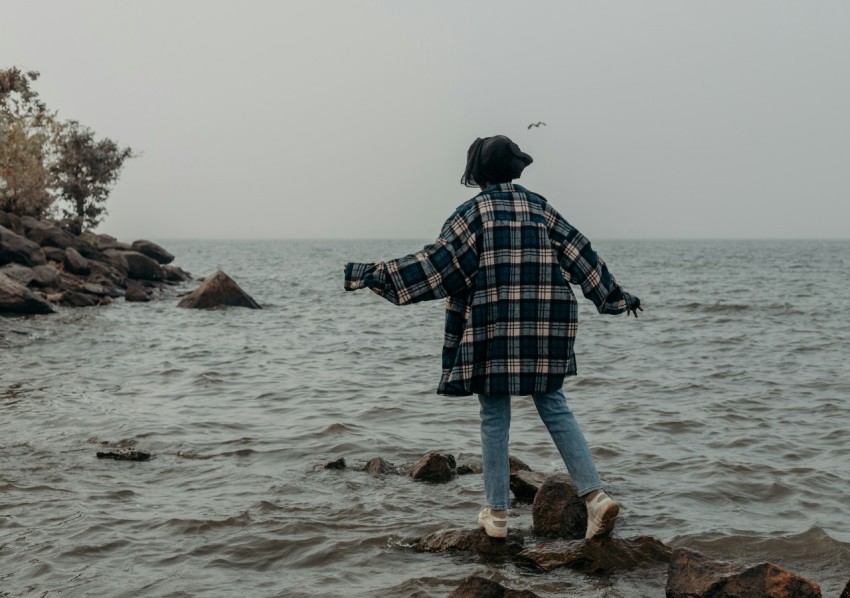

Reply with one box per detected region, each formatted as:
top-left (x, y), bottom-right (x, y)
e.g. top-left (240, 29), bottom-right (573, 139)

top-left (320, 451), bottom-right (848, 598)
top-left (1, 210), bottom-right (191, 314)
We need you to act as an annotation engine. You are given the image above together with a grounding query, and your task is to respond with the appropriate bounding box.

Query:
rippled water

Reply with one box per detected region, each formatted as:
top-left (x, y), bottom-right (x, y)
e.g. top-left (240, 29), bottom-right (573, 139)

top-left (2, 239), bottom-right (849, 597)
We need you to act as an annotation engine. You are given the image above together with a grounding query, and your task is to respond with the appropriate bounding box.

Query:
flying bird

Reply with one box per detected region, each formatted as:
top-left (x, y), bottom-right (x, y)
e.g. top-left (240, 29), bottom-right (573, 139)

top-left (527, 122), bottom-right (546, 129)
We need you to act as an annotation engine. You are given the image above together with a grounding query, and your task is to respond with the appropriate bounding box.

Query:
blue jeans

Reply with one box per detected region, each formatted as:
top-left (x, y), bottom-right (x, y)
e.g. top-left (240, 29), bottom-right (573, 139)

top-left (478, 387), bottom-right (603, 510)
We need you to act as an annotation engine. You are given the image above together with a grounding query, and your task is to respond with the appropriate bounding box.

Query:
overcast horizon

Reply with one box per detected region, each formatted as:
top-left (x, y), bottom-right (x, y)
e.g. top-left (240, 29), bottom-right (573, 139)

top-left (4, 1), bottom-right (849, 241)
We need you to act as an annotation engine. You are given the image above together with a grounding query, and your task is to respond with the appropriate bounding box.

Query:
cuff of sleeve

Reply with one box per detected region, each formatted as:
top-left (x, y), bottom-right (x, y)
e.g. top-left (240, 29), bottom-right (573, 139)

top-left (345, 262), bottom-right (388, 292)
top-left (624, 292), bottom-right (640, 310)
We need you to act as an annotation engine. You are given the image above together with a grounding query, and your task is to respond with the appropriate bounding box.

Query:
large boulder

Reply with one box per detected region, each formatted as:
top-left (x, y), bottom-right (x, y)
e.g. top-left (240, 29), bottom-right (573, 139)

top-left (665, 547), bottom-right (822, 598)
top-left (449, 576), bottom-right (540, 598)
top-left (20, 216), bottom-right (80, 251)
top-left (0, 225), bottom-right (46, 267)
top-left (0, 263), bottom-right (35, 286)
top-left (131, 239), bottom-right (174, 264)
top-left (42, 246), bottom-right (65, 262)
top-left (409, 451), bottom-right (457, 483)
top-left (0, 272), bottom-right (54, 314)
top-left (177, 270), bottom-right (261, 309)
top-left (415, 528), bottom-right (524, 561)
top-left (63, 247), bottom-right (90, 276)
top-left (162, 264), bottom-right (192, 283)
top-left (89, 233), bottom-right (132, 252)
top-left (110, 250), bottom-right (165, 281)
top-left (532, 473), bottom-right (587, 539)
top-left (517, 536), bottom-right (671, 574)
top-left (31, 264), bottom-right (61, 288)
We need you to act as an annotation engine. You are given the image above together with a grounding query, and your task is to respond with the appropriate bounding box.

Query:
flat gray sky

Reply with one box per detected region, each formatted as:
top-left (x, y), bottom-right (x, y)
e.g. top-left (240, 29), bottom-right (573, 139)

top-left (3, 1), bottom-right (849, 240)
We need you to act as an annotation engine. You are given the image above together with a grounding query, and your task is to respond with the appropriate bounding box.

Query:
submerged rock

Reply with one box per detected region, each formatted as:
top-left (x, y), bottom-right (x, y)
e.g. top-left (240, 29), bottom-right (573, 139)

top-left (517, 536), bottom-right (672, 574)
top-left (665, 547), bottom-right (822, 598)
top-left (365, 457), bottom-right (396, 475)
top-left (0, 272), bottom-right (54, 314)
top-left (178, 270), bottom-right (261, 309)
top-left (510, 470), bottom-right (549, 502)
top-left (96, 449), bottom-right (151, 462)
top-left (532, 473), bottom-right (587, 539)
top-left (415, 527), bottom-right (524, 560)
top-left (409, 451), bottom-right (457, 483)
top-left (448, 575), bottom-right (540, 598)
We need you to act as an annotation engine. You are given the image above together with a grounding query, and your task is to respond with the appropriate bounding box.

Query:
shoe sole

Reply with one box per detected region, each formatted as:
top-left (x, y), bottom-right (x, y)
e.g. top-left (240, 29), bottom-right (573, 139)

top-left (477, 512), bottom-right (508, 539)
top-left (588, 502), bottom-right (619, 539)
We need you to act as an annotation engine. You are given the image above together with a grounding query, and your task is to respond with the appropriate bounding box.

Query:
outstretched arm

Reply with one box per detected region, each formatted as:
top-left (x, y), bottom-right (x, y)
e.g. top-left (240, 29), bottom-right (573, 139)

top-left (545, 205), bottom-right (641, 316)
top-left (344, 212), bottom-right (478, 306)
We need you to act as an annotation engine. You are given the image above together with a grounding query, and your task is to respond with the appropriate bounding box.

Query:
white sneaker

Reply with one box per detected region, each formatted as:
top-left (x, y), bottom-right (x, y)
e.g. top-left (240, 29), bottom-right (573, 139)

top-left (585, 490), bottom-right (619, 539)
top-left (477, 507), bottom-right (508, 539)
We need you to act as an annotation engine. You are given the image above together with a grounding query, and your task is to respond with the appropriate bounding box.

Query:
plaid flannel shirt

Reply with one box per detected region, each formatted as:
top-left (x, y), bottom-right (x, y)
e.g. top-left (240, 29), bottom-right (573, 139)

top-left (344, 183), bottom-right (638, 397)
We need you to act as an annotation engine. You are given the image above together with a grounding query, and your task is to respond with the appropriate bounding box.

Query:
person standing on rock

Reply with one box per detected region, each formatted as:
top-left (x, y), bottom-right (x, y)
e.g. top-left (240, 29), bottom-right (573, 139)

top-left (344, 135), bottom-right (641, 539)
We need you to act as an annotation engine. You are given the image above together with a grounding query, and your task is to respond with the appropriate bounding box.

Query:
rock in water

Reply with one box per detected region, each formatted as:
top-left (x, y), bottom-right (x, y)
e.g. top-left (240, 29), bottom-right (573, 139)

top-left (448, 575), bottom-right (540, 598)
top-left (517, 536), bottom-right (672, 574)
top-left (177, 270), bottom-right (261, 309)
top-left (665, 547), bottom-right (822, 598)
top-left (409, 451), bottom-right (457, 482)
top-left (532, 473), bottom-right (587, 539)
top-left (365, 457), bottom-right (396, 475)
top-left (840, 578), bottom-right (850, 598)
top-left (324, 457), bottom-right (346, 470)
top-left (0, 272), bottom-right (54, 314)
top-left (415, 528), bottom-right (524, 560)
top-left (510, 470), bottom-right (549, 502)
top-left (131, 239), bottom-right (175, 264)
top-left (96, 449), bottom-right (151, 461)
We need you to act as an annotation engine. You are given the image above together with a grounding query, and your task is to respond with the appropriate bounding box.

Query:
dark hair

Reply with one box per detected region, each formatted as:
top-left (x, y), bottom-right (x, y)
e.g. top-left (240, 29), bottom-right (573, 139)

top-left (461, 135), bottom-right (533, 187)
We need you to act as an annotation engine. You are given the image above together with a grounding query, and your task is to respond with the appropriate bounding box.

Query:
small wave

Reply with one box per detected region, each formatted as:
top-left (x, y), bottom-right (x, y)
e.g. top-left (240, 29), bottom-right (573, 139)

top-left (161, 511), bottom-right (252, 534)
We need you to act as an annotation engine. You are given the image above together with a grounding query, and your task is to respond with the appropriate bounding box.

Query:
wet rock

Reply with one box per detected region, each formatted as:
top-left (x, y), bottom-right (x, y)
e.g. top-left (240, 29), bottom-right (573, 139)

top-left (532, 473), bottom-right (586, 539)
top-left (324, 457), bottom-right (346, 470)
top-left (409, 451), bottom-right (456, 483)
top-left (840, 579), bottom-right (850, 598)
top-left (365, 457), bottom-right (396, 475)
top-left (510, 470), bottom-right (549, 502)
top-left (124, 281), bottom-right (150, 302)
top-left (31, 264), bottom-right (61, 288)
top-left (131, 239), bottom-right (174, 264)
top-left (665, 547), bottom-right (822, 598)
top-left (57, 290), bottom-right (99, 307)
top-left (0, 272), bottom-right (55, 314)
top-left (0, 263), bottom-right (35, 286)
top-left (518, 535), bottom-right (671, 574)
top-left (63, 247), bottom-right (90, 276)
top-left (456, 453), bottom-right (482, 475)
top-left (509, 455), bottom-right (532, 473)
top-left (448, 575), bottom-right (540, 598)
top-left (415, 528), bottom-right (524, 560)
top-left (81, 282), bottom-right (120, 297)
top-left (178, 270), bottom-right (261, 309)
top-left (162, 264), bottom-right (192, 282)
top-left (96, 449), bottom-right (151, 461)
top-left (0, 224), bottom-right (46, 267)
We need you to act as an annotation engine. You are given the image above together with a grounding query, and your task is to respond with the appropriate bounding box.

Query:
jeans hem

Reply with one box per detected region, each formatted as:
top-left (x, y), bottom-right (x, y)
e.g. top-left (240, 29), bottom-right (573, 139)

top-left (577, 483), bottom-right (604, 497)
